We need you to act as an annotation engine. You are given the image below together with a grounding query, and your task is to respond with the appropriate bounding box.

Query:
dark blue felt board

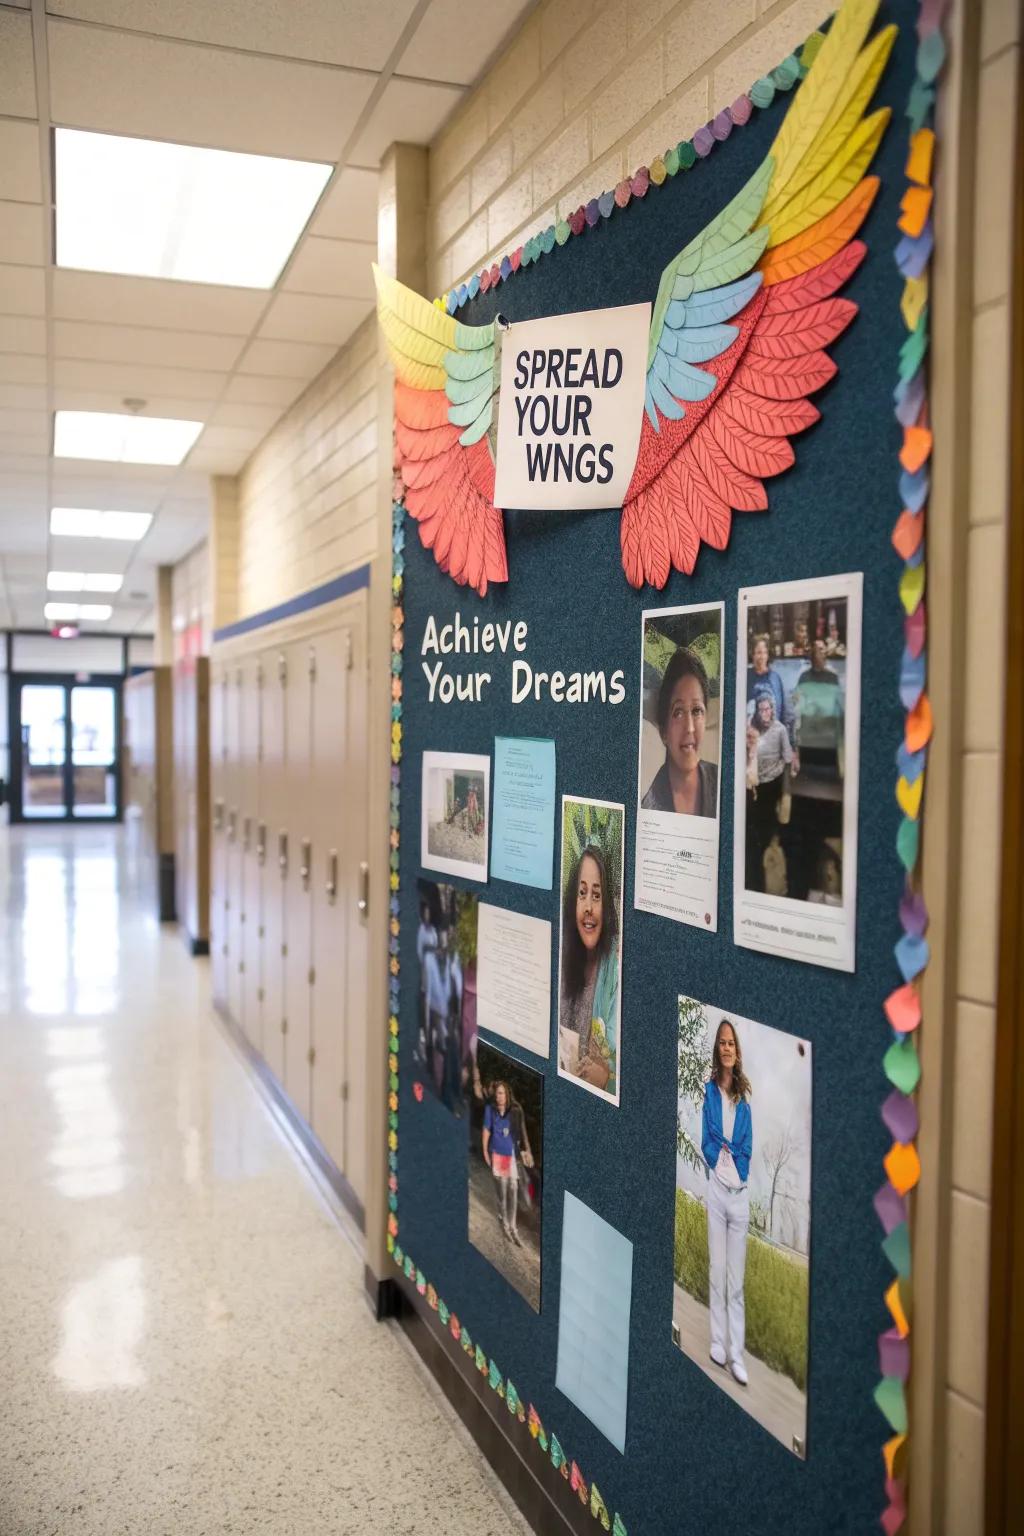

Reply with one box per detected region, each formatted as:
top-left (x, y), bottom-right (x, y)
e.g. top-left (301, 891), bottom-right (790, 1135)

top-left (397, 7), bottom-right (915, 1530)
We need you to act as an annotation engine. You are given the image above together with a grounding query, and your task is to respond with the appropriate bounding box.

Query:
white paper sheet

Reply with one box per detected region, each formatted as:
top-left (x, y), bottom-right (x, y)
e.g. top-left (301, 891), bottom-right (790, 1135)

top-left (476, 902), bottom-right (552, 1059)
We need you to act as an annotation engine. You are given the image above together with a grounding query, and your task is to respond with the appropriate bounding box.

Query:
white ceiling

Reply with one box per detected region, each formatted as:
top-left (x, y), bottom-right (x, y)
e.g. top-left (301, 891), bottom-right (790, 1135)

top-left (0, 0), bottom-right (535, 634)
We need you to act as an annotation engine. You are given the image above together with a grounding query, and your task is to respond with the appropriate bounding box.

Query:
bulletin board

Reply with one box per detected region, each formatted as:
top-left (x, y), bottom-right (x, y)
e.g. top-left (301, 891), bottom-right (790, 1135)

top-left (384, 3), bottom-right (937, 1531)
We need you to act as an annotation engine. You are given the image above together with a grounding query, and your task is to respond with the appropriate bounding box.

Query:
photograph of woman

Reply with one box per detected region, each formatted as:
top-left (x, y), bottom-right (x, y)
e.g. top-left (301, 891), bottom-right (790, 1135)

top-left (674, 996), bottom-right (812, 1455)
top-left (635, 602), bottom-right (724, 931)
top-left (744, 686), bottom-right (795, 893)
top-left (557, 797), bottom-right (624, 1106)
top-left (701, 1019), bottom-right (753, 1386)
top-left (466, 1039), bottom-right (544, 1311)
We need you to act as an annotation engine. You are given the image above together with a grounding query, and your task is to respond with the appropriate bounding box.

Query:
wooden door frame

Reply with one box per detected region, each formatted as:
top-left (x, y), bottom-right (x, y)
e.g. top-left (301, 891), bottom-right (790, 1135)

top-left (985, 30), bottom-right (1024, 1530)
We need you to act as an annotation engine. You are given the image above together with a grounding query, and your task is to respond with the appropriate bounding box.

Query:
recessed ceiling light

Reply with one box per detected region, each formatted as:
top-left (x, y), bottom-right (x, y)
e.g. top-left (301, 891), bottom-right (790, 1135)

top-left (50, 508), bottom-right (153, 541)
top-left (44, 602), bottom-right (114, 623)
top-left (55, 127), bottom-right (333, 289)
top-left (48, 571), bottom-right (124, 593)
top-left (54, 411), bottom-right (202, 466)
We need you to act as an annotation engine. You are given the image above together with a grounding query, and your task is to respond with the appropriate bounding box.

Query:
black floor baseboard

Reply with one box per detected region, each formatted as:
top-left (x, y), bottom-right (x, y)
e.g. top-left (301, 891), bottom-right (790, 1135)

top-left (387, 1270), bottom-right (595, 1536)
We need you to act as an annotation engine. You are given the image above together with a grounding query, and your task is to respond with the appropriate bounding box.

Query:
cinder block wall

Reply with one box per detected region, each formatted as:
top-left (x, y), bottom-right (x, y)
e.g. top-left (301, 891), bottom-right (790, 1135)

top-left (428, 0), bottom-right (835, 296)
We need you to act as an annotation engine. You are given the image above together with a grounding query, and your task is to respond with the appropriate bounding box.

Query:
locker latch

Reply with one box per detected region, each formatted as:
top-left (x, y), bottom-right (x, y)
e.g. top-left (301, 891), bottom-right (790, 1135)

top-left (326, 849), bottom-right (338, 904)
top-left (257, 823), bottom-right (266, 866)
top-left (357, 860), bottom-right (369, 917)
top-left (300, 838), bottom-right (311, 891)
top-left (278, 830), bottom-right (288, 875)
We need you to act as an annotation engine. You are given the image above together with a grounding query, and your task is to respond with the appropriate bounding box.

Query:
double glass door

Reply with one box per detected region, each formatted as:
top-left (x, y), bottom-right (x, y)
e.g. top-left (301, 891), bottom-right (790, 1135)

top-left (15, 678), bottom-right (121, 821)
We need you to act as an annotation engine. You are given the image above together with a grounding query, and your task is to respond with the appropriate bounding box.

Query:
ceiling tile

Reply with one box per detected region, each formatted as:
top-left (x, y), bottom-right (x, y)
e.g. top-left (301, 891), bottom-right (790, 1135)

top-left (50, 465), bottom-right (176, 506)
top-left (0, 381), bottom-right (46, 411)
top-left (0, 315), bottom-right (46, 354)
top-left (0, 406), bottom-right (47, 435)
top-left (53, 270), bottom-right (267, 336)
top-left (46, 535), bottom-right (136, 575)
top-left (239, 336), bottom-right (337, 379)
top-left (53, 387), bottom-right (219, 421)
top-left (258, 291), bottom-right (369, 344)
top-left (0, 200), bottom-right (46, 265)
top-left (47, 20), bottom-right (377, 161)
top-left (207, 401), bottom-right (281, 433)
top-left (137, 515), bottom-right (207, 564)
top-left (49, 2), bottom-right (420, 71)
top-left (53, 357), bottom-right (229, 399)
top-left (347, 77), bottom-right (465, 167)
top-left (0, 352), bottom-right (46, 385)
top-left (283, 236), bottom-right (376, 299)
top-left (399, 0), bottom-right (536, 86)
top-left (54, 318), bottom-right (245, 371)
top-left (221, 373), bottom-right (308, 408)
top-left (0, 9), bottom-right (37, 118)
top-left (185, 445), bottom-right (249, 474)
top-left (0, 263), bottom-right (46, 317)
top-left (0, 428), bottom-right (48, 455)
top-left (0, 457), bottom-right (47, 480)
top-left (0, 120), bottom-right (42, 204)
top-left (313, 167), bottom-right (378, 241)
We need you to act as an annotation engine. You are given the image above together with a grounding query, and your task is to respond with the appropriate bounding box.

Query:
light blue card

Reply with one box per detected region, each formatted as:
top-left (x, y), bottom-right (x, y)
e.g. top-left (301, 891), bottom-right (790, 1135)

top-left (555, 1191), bottom-right (633, 1454)
top-left (491, 736), bottom-right (556, 890)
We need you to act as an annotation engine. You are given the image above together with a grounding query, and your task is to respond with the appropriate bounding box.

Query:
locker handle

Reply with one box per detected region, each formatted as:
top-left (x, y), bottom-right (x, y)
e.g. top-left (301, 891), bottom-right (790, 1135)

top-left (300, 839), bottom-right (311, 891)
top-left (326, 849), bottom-right (338, 905)
top-left (213, 799), bottom-right (224, 832)
top-left (257, 823), bottom-right (267, 866)
top-left (278, 830), bottom-right (288, 876)
top-left (357, 860), bottom-right (369, 917)
top-left (242, 816), bottom-right (251, 852)
top-left (227, 809), bottom-right (237, 843)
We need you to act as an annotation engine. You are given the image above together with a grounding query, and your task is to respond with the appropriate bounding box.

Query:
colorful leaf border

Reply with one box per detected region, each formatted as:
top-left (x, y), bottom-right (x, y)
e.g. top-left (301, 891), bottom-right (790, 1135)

top-left (386, 10), bottom-right (943, 1531)
top-left (874, 4), bottom-right (944, 1532)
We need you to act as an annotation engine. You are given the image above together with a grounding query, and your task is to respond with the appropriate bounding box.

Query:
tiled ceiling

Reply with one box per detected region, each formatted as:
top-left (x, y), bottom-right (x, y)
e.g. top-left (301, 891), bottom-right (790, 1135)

top-left (0, 0), bottom-right (535, 633)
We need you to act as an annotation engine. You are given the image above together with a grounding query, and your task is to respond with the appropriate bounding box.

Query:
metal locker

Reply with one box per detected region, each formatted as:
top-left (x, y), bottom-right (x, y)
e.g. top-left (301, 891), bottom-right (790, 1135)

top-left (261, 648), bottom-right (287, 1087)
top-left (342, 608), bottom-right (370, 1206)
top-left (209, 663), bottom-right (228, 1009)
top-left (226, 666), bottom-right (245, 1032)
top-left (282, 639), bottom-right (313, 1120)
top-left (309, 626), bottom-right (349, 1176)
top-left (240, 658), bottom-right (263, 1054)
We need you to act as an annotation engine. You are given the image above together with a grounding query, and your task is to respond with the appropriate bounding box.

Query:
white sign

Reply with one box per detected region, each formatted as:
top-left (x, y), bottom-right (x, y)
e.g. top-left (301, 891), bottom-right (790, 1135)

top-left (493, 302), bottom-right (650, 512)
top-left (476, 903), bottom-right (552, 1059)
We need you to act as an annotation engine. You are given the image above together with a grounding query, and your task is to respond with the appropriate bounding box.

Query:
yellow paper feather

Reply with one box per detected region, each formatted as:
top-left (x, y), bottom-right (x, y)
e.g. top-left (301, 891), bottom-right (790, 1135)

top-left (385, 349), bottom-right (447, 392)
top-left (761, 24), bottom-right (897, 225)
top-left (765, 0), bottom-right (880, 207)
top-left (373, 263), bottom-right (457, 349)
top-left (377, 305), bottom-right (449, 377)
top-left (765, 107), bottom-right (890, 248)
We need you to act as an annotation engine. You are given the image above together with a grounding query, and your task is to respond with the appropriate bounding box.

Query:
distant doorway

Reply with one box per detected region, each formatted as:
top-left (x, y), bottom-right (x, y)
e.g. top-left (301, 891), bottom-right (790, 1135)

top-left (10, 676), bottom-right (122, 823)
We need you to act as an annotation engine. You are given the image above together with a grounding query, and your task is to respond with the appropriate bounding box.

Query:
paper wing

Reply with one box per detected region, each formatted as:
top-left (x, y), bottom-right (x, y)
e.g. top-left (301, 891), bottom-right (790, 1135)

top-left (622, 0), bottom-right (896, 588)
top-left (374, 265), bottom-right (507, 596)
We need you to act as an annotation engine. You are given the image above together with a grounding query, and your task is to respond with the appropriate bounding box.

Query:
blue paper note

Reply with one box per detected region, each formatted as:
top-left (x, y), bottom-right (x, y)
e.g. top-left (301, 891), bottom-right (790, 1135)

top-left (491, 736), bottom-right (556, 889)
top-left (555, 1192), bottom-right (633, 1454)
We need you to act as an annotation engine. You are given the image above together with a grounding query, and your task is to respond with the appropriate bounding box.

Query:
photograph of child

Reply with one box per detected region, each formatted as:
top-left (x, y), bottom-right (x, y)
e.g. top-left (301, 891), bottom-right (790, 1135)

top-left (673, 995), bottom-right (812, 1457)
top-left (466, 1039), bottom-right (544, 1311)
top-left (421, 750), bottom-right (490, 882)
top-left (415, 880), bottom-right (477, 1114)
top-left (557, 796), bottom-right (624, 1107)
top-left (733, 574), bottom-right (862, 971)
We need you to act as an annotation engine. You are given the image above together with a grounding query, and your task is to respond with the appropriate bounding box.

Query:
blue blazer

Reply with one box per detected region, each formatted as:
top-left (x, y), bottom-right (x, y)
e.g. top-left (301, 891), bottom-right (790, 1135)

top-left (701, 1080), bottom-right (752, 1184)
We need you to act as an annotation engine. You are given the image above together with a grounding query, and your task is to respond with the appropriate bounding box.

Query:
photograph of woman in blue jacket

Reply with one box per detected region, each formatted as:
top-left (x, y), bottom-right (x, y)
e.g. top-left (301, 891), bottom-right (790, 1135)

top-left (701, 1018), bottom-right (753, 1385)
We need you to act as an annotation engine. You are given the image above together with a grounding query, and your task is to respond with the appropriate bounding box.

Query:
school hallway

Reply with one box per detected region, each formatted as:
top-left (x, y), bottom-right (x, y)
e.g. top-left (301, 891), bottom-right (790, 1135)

top-left (0, 823), bottom-right (529, 1536)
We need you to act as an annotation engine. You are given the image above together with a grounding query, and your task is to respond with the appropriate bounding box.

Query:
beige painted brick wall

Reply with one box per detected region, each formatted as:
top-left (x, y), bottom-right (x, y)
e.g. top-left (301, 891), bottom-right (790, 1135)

top-left (428, 0), bottom-right (834, 296)
top-left (231, 317), bottom-right (378, 620)
top-left (941, 2), bottom-right (1019, 1530)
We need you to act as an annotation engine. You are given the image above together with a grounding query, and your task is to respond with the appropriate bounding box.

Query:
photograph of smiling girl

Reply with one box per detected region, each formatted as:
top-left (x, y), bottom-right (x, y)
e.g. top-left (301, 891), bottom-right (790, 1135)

top-left (635, 603), bottom-right (725, 931)
top-left (557, 796), bottom-right (625, 1107)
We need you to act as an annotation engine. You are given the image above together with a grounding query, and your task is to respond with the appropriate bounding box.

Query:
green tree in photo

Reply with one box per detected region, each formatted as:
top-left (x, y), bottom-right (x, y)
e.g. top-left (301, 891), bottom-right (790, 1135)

top-left (561, 800), bottom-right (623, 901)
top-left (676, 995), bottom-right (711, 1175)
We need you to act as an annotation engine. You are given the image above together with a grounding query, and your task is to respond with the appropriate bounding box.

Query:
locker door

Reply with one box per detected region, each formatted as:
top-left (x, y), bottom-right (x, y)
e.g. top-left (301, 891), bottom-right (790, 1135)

top-left (261, 648), bottom-right (287, 1086)
top-left (226, 665), bottom-right (245, 1031)
top-left (241, 657), bottom-right (263, 1053)
top-left (209, 664), bottom-right (228, 1008)
top-left (309, 627), bottom-right (348, 1174)
top-left (283, 639), bottom-right (313, 1121)
top-left (342, 607), bottom-right (369, 1204)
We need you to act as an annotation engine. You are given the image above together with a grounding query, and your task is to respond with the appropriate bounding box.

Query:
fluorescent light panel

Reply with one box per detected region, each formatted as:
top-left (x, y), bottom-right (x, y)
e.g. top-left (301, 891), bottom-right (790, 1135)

top-left (55, 128), bottom-right (333, 289)
top-left (50, 508), bottom-right (153, 540)
top-left (48, 571), bottom-right (124, 593)
top-left (45, 602), bottom-right (113, 622)
top-left (54, 411), bottom-right (202, 466)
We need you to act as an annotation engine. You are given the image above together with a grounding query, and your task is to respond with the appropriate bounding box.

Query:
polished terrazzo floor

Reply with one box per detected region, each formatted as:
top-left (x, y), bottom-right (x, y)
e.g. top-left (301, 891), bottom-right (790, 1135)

top-left (0, 824), bottom-right (532, 1535)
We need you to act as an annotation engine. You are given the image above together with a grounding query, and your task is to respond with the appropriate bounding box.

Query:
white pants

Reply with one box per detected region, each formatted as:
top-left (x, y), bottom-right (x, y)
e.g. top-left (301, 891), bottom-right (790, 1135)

top-left (707, 1176), bottom-right (749, 1363)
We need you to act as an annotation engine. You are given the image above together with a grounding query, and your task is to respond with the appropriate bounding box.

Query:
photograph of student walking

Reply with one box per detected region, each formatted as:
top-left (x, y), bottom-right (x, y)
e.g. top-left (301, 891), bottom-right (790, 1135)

top-left (673, 997), bottom-right (812, 1456)
top-left (466, 1039), bottom-right (544, 1311)
top-left (415, 881), bottom-right (478, 1114)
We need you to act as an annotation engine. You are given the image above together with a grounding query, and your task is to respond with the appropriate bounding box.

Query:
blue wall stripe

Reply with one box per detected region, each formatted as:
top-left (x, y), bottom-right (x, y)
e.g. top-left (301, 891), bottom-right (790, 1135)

top-left (212, 564), bottom-right (372, 644)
